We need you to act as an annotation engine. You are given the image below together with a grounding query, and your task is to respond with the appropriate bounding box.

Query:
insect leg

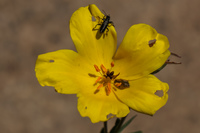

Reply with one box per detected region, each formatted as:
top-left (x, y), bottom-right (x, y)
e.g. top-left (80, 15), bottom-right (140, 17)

top-left (105, 27), bottom-right (109, 35)
top-left (93, 24), bottom-right (101, 31)
top-left (109, 21), bottom-right (115, 27)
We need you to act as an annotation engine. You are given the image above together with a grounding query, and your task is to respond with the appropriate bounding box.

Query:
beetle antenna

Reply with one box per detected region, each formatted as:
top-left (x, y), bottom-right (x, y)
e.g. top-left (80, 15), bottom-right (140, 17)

top-left (102, 10), bottom-right (107, 15)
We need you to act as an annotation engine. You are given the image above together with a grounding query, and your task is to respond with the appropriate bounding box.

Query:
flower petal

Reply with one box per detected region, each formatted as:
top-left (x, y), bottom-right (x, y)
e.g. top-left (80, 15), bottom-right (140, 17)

top-left (113, 24), bottom-right (170, 80)
top-left (77, 90), bottom-right (130, 123)
top-left (70, 4), bottom-right (117, 67)
top-left (35, 50), bottom-right (93, 94)
top-left (114, 75), bottom-right (169, 115)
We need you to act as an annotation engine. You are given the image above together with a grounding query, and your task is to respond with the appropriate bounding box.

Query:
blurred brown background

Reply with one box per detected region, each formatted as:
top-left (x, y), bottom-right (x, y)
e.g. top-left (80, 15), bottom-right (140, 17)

top-left (0, 0), bottom-right (199, 133)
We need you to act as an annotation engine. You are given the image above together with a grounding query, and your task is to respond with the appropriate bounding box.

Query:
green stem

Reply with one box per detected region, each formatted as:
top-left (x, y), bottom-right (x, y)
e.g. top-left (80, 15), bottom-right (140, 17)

top-left (114, 116), bottom-right (127, 133)
top-left (104, 121), bottom-right (108, 133)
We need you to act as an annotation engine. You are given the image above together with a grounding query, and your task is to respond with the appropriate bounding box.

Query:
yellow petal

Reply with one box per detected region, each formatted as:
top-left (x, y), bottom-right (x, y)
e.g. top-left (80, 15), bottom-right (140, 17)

top-left (35, 50), bottom-right (93, 94)
top-left (113, 24), bottom-right (170, 80)
top-left (114, 75), bottom-right (169, 115)
top-left (77, 89), bottom-right (130, 123)
top-left (70, 4), bottom-right (117, 67)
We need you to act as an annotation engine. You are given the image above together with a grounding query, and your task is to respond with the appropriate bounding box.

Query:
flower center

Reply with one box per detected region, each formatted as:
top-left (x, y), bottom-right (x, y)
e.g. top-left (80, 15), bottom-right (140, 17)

top-left (93, 62), bottom-right (130, 96)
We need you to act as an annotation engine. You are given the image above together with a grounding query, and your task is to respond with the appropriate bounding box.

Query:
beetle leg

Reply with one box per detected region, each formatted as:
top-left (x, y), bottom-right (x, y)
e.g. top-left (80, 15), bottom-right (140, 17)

top-left (104, 28), bottom-right (109, 35)
top-left (93, 24), bottom-right (101, 31)
top-left (102, 16), bottom-right (106, 20)
top-left (96, 16), bottom-right (102, 23)
top-left (109, 21), bottom-right (115, 27)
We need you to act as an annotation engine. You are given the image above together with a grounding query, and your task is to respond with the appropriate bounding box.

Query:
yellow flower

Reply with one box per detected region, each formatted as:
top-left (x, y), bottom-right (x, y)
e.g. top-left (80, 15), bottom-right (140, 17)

top-left (35, 4), bottom-right (170, 123)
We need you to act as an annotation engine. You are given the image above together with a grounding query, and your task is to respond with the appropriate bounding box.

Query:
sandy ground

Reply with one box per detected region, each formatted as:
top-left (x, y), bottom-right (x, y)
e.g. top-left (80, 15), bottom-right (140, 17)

top-left (0, 0), bottom-right (200, 133)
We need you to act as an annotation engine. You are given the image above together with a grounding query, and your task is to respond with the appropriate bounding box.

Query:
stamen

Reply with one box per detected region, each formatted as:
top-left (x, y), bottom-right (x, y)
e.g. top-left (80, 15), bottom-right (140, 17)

top-left (93, 63), bottom-right (122, 95)
top-left (112, 73), bottom-right (120, 79)
top-left (100, 64), bottom-right (107, 74)
top-left (106, 83), bottom-right (112, 96)
top-left (111, 61), bottom-right (114, 67)
top-left (94, 65), bottom-right (100, 72)
top-left (97, 84), bottom-right (103, 90)
top-left (114, 82), bottom-right (122, 87)
top-left (94, 84), bottom-right (103, 94)
top-left (95, 76), bottom-right (102, 83)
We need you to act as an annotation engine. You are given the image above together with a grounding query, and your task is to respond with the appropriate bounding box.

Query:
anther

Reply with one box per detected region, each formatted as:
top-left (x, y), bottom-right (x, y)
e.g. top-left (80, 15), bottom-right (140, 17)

top-left (114, 82), bottom-right (122, 87)
top-left (100, 64), bottom-right (107, 74)
top-left (94, 65), bottom-right (100, 72)
top-left (97, 84), bottom-right (103, 90)
top-left (95, 76), bottom-right (102, 83)
top-left (111, 61), bottom-right (114, 67)
top-left (106, 83), bottom-right (112, 96)
top-left (94, 84), bottom-right (103, 94)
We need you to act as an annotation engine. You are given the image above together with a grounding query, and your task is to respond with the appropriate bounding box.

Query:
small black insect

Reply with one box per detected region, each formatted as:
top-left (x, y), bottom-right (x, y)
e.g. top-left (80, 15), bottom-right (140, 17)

top-left (93, 11), bottom-right (114, 34)
top-left (114, 79), bottom-right (130, 89)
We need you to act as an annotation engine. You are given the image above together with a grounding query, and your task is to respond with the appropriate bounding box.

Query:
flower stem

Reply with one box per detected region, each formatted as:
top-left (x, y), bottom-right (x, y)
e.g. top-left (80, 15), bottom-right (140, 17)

top-left (114, 116), bottom-right (127, 133)
top-left (104, 121), bottom-right (108, 133)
